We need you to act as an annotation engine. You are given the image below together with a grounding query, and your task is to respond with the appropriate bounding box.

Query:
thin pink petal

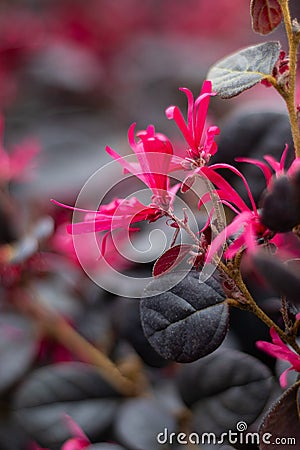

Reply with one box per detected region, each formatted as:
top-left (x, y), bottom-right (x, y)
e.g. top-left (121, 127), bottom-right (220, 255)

top-left (279, 367), bottom-right (292, 388)
top-left (198, 166), bottom-right (250, 213)
top-left (235, 157), bottom-right (273, 187)
top-left (105, 145), bottom-right (147, 185)
top-left (63, 415), bottom-right (89, 442)
top-left (264, 155), bottom-right (281, 173)
top-left (51, 199), bottom-right (98, 215)
top-left (243, 221), bottom-right (256, 254)
top-left (202, 126), bottom-right (220, 157)
top-left (179, 87), bottom-right (194, 133)
top-left (127, 122), bottom-right (138, 151)
top-left (224, 233), bottom-right (246, 259)
top-left (166, 105), bottom-right (195, 150)
top-left (287, 158), bottom-right (300, 177)
top-left (194, 91), bottom-right (213, 146)
top-left (209, 163), bottom-right (257, 213)
top-left (279, 144), bottom-right (289, 171)
top-left (206, 211), bottom-right (253, 262)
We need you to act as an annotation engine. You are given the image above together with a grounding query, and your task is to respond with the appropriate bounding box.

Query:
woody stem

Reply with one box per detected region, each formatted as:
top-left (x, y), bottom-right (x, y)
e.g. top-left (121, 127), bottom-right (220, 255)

top-left (13, 290), bottom-right (139, 396)
top-left (167, 211), bottom-right (200, 246)
top-left (227, 273), bottom-right (300, 354)
top-left (279, 0), bottom-right (300, 156)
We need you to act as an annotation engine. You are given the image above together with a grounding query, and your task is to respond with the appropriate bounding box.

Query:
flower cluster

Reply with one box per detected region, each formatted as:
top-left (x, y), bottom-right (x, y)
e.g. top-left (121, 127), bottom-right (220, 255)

top-left (54, 80), bottom-right (300, 266)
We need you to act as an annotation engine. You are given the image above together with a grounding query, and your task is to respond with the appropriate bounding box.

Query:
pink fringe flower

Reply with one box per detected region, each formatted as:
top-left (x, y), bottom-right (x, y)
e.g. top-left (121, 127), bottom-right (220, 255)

top-left (53, 123), bottom-right (178, 241)
top-left (0, 115), bottom-right (40, 183)
top-left (256, 326), bottom-right (300, 388)
top-left (166, 80), bottom-right (219, 169)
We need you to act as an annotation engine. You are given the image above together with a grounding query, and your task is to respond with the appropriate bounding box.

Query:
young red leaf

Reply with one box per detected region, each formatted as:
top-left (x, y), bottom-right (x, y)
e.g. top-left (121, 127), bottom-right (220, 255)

top-left (152, 244), bottom-right (192, 277)
top-left (251, 0), bottom-right (283, 35)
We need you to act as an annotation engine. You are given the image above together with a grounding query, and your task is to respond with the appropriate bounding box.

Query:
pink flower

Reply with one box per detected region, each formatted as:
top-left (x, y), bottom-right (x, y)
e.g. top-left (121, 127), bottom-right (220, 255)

top-left (106, 123), bottom-right (174, 208)
top-left (54, 197), bottom-right (163, 237)
top-left (256, 327), bottom-right (300, 388)
top-left (165, 80), bottom-right (219, 169)
top-left (235, 144), bottom-right (300, 187)
top-left (52, 222), bottom-right (134, 271)
top-left (53, 123), bottom-right (178, 240)
top-left (61, 415), bottom-right (91, 450)
top-left (0, 115), bottom-right (40, 183)
top-left (197, 163), bottom-right (273, 261)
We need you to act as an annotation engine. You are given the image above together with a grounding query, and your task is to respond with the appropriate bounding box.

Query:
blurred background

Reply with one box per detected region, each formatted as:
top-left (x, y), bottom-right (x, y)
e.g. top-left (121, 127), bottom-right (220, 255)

top-left (1, 2), bottom-right (300, 449)
top-left (3, 0), bottom-right (297, 202)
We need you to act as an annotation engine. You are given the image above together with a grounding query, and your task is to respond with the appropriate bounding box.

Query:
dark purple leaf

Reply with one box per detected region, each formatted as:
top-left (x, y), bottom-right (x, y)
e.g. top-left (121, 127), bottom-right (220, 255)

top-left (251, 0), bottom-right (283, 35)
top-left (176, 349), bottom-right (273, 435)
top-left (261, 175), bottom-right (300, 232)
top-left (13, 362), bottom-right (122, 449)
top-left (140, 271), bottom-right (229, 362)
top-left (114, 398), bottom-right (176, 450)
top-left (113, 298), bottom-right (170, 367)
top-left (259, 381), bottom-right (300, 449)
top-left (253, 253), bottom-right (300, 304)
top-left (0, 313), bottom-right (37, 393)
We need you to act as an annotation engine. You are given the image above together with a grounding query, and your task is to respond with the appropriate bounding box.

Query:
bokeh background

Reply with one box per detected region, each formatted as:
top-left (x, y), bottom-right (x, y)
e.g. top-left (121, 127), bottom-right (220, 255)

top-left (3, 0), bottom-right (298, 203)
top-left (1, 2), bottom-right (300, 449)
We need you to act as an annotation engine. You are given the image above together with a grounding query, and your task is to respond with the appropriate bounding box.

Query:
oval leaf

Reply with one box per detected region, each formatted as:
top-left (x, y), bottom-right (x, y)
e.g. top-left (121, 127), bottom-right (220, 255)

top-left (252, 253), bottom-right (300, 304)
top-left (176, 348), bottom-right (273, 435)
top-left (13, 362), bottom-right (122, 448)
top-left (153, 244), bottom-right (193, 277)
top-left (251, 0), bottom-right (283, 35)
top-left (261, 175), bottom-right (300, 232)
top-left (207, 41), bottom-right (281, 98)
top-left (113, 297), bottom-right (170, 368)
top-left (115, 398), bottom-right (176, 450)
top-left (140, 271), bottom-right (229, 363)
top-left (0, 313), bottom-right (37, 393)
top-left (259, 381), bottom-right (300, 449)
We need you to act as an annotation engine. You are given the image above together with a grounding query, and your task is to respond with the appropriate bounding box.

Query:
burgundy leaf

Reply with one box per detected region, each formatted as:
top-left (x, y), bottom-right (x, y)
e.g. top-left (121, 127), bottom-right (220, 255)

top-left (251, 0), bottom-right (283, 35)
top-left (259, 381), bottom-right (300, 449)
top-left (152, 244), bottom-right (192, 277)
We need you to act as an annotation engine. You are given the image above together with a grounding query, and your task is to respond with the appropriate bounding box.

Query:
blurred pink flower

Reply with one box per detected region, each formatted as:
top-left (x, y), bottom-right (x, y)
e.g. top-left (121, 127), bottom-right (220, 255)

top-left (166, 81), bottom-right (219, 169)
top-left (52, 221), bottom-right (134, 271)
top-left (256, 326), bottom-right (300, 388)
top-left (61, 415), bottom-right (90, 450)
top-left (0, 8), bottom-right (44, 106)
top-left (0, 116), bottom-right (40, 184)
